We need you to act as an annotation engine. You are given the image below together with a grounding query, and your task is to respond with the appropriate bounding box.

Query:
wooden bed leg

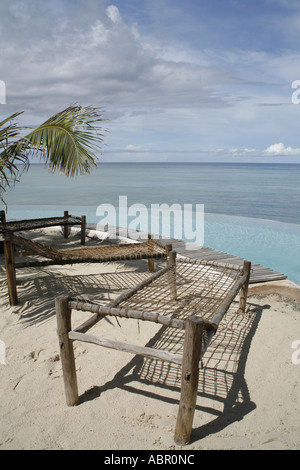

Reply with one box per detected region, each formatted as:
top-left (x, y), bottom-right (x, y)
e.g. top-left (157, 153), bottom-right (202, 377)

top-left (147, 234), bottom-right (155, 272)
top-left (239, 260), bottom-right (251, 313)
top-left (166, 243), bottom-right (173, 266)
top-left (0, 210), bottom-right (6, 255)
top-left (174, 316), bottom-right (204, 445)
top-left (168, 250), bottom-right (177, 300)
top-left (55, 296), bottom-right (78, 406)
top-left (148, 258), bottom-right (155, 272)
top-left (63, 211), bottom-right (69, 239)
top-left (3, 233), bottom-right (18, 306)
top-left (0, 210), bottom-right (6, 223)
top-left (81, 215), bottom-right (86, 245)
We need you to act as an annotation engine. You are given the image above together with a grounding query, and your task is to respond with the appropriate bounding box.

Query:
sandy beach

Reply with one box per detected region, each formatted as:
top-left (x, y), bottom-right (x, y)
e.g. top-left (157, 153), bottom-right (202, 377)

top-left (0, 227), bottom-right (299, 451)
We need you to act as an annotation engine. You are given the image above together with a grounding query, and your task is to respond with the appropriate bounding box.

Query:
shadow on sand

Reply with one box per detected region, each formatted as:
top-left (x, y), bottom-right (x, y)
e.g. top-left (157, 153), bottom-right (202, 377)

top-left (1, 257), bottom-right (268, 443)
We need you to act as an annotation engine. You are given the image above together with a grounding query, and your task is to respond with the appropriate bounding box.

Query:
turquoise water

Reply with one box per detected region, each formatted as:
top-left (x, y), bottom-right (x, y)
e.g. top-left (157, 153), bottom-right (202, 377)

top-left (2, 162), bottom-right (300, 283)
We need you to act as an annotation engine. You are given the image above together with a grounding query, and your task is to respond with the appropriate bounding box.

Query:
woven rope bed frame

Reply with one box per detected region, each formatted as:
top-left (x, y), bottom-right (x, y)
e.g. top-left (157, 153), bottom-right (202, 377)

top-left (0, 210), bottom-right (86, 243)
top-left (1, 230), bottom-right (170, 306)
top-left (0, 213), bottom-right (83, 233)
top-left (55, 252), bottom-right (251, 445)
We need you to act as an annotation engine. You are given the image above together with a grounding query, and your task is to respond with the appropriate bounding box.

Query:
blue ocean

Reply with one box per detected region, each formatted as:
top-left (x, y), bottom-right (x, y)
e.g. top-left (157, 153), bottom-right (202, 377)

top-left (2, 162), bottom-right (300, 284)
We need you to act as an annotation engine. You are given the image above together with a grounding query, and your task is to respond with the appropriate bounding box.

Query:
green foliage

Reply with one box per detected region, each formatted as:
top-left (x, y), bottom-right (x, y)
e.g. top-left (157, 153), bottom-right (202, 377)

top-left (0, 105), bottom-right (106, 204)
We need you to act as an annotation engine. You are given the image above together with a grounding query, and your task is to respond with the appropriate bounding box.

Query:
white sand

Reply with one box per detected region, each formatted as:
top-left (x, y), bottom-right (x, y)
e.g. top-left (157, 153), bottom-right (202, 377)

top-left (0, 228), bottom-right (300, 450)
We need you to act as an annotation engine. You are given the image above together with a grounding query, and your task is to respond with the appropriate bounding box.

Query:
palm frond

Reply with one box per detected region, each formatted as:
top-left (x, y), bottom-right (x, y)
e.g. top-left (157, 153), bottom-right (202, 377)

top-left (0, 106), bottom-right (106, 207)
top-left (0, 111), bottom-right (29, 199)
top-left (21, 105), bottom-right (106, 176)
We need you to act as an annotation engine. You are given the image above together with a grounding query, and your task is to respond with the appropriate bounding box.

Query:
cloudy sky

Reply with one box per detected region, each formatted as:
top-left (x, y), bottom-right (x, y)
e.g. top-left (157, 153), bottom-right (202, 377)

top-left (1, 0), bottom-right (300, 162)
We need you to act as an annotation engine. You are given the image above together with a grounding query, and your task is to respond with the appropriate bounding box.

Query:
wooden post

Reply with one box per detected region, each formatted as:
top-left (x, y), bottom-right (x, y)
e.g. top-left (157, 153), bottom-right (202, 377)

top-left (147, 234), bottom-right (155, 272)
top-left (239, 260), bottom-right (251, 313)
top-left (168, 250), bottom-right (177, 300)
top-left (174, 316), bottom-right (204, 445)
top-left (63, 211), bottom-right (69, 239)
top-left (165, 243), bottom-right (173, 266)
top-left (0, 210), bottom-right (6, 254)
top-left (55, 296), bottom-right (78, 406)
top-left (81, 215), bottom-right (86, 245)
top-left (0, 210), bottom-right (6, 223)
top-left (3, 233), bottom-right (18, 306)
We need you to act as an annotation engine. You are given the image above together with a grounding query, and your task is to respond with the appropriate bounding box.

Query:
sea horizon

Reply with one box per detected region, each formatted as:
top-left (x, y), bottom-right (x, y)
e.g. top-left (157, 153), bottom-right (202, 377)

top-left (28, 160), bottom-right (300, 166)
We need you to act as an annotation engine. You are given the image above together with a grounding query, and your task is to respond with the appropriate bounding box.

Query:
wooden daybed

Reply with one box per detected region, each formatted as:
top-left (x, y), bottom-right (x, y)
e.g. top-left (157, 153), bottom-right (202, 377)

top-left (55, 252), bottom-right (251, 445)
top-left (0, 217), bottom-right (171, 305)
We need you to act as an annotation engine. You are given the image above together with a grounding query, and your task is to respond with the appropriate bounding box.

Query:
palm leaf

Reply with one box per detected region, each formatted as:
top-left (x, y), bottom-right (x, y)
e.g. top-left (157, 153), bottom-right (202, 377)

top-left (21, 105), bottom-right (106, 176)
top-left (0, 111), bottom-right (29, 199)
top-left (0, 106), bottom-right (106, 206)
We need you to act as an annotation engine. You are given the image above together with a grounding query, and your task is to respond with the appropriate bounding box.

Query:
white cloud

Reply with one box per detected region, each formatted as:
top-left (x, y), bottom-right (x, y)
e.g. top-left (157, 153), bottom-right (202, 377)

top-left (106, 5), bottom-right (122, 24)
top-left (125, 144), bottom-right (140, 151)
top-left (1, 0), bottom-right (300, 162)
top-left (0, 0), bottom-right (240, 124)
top-left (264, 142), bottom-right (300, 156)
